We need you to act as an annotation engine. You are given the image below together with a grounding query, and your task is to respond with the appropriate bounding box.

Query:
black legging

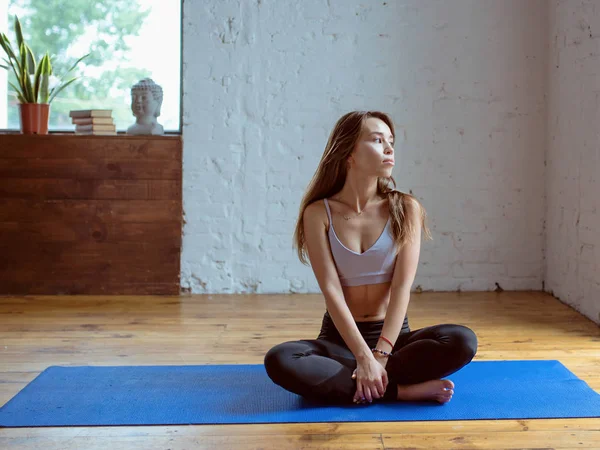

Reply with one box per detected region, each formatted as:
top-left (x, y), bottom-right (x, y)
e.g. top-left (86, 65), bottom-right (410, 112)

top-left (264, 311), bottom-right (478, 404)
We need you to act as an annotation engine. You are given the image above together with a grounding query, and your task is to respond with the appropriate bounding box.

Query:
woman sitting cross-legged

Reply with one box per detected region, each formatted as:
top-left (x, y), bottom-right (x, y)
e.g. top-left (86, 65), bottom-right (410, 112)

top-left (264, 110), bottom-right (478, 405)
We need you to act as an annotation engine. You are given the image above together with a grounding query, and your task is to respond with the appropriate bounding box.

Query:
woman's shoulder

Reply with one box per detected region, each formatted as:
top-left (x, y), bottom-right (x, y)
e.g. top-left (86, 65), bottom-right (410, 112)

top-left (305, 197), bottom-right (326, 212)
top-left (304, 198), bottom-right (329, 225)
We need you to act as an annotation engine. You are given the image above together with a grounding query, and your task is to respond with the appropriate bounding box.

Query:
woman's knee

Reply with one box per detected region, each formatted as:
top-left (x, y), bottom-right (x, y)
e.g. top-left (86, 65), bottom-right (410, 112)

top-left (264, 342), bottom-right (287, 375)
top-left (433, 324), bottom-right (478, 358)
top-left (450, 325), bottom-right (478, 359)
top-left (264, 341), bottom-right (309, 379)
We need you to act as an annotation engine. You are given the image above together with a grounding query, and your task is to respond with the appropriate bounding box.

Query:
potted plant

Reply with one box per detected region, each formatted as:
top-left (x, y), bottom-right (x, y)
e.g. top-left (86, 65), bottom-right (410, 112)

top-left (0, 15), bottom-right (89, 134)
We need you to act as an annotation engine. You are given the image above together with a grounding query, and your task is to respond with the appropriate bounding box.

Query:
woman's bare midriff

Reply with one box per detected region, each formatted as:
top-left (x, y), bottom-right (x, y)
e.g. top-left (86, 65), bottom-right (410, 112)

top-left (324, 195), bottom-right (394, 322)
top-left (343, 281), bottom-right (391, 322)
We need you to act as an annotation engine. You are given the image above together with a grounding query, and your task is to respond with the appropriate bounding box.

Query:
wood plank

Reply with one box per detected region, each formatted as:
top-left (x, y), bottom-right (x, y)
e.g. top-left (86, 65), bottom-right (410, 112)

top-left (0, 199), bottom-right (181, 223)
top-left (0, 434), bottom-right (385, 450)
top-left (382, 431), bottom-right (600, 448)
top-left (0, 134), bottom-right (181, 160)
top-left (0, 268), bottom-right (181, 295)
top-left (0, 239), bottom-right (179, 262)
top-left (0, 221), bottom-right (181, 244)
top-left (1, 418), bottom-right (598, 438)
top-left (0, 281), bottom-right (180, 296)
top-left (0, 158), bottom-right (181, 179)
top-left (0, 179), bottom-right (181, 200)
top-left (0, 270), bottom-right (181, 287)
top-left (0, 227), bottom-right (181, 294)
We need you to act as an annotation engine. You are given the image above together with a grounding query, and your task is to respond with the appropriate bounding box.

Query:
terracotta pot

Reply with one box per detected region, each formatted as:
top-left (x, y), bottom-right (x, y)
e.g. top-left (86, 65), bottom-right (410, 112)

top-left (19, 103), bottom-right (50, 134)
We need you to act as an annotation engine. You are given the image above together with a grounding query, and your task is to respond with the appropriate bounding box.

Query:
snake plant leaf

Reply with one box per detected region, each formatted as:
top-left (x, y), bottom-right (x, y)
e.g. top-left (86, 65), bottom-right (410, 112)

top-left (18, 42), bottom-right (28, 101)
top-left (0, 33), bottom-right (15, 59)
top-left (33, 53), bottom-right (46, 102)
top-left (2, 55), bottom-right (21, 88)
top-left (39, 63), bottom-right (49, 104)
top-left (2, 55), bottom-right (21, 92)
top-left (19, 42), bottom-right (34, 102)
top-left (48, 76), bottom-right (78, 103)
top-left (8, 80), bottom-right (26, 103)
top-left (19, 42), bottom-right (26, 77)
top-left (25, 44), bottom-right (36, 76)
top-left (46, 52), bottom-right (53, 75)
top-left (0, 33), bottom-right (20, 73)
top-left (65, 53), bottom-right (89, 75)
top-left (14, 16), bottom-right (24, 53)
top-left (39, 74), bottom-right (49, 103)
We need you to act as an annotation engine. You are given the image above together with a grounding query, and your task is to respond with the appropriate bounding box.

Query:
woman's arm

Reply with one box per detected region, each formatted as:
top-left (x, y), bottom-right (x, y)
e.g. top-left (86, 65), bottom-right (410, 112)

top-left (303, 201), bottom-right (373, 363)
top-left (376, 197), bottom-right (423, 360)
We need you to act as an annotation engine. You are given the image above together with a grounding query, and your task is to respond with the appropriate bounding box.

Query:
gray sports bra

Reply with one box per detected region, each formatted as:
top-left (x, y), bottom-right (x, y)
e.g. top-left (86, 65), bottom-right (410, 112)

top-left (324, 198), bottom-right (397, 286)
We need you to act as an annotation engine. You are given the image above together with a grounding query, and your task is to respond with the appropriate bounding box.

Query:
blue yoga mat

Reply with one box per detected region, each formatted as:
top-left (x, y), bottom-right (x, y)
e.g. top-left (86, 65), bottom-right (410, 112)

top-left (1, 360), bottom-right (599, 426)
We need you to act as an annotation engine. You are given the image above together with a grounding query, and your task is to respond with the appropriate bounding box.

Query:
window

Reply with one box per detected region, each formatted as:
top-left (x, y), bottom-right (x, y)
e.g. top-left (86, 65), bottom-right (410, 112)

top-left (1, 0), bottom-right (181, 133)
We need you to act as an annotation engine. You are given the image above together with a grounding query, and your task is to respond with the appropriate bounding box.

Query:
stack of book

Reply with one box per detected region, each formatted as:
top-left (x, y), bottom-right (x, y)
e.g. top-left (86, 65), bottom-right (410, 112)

top-left (70, 110), bottom-right (117, 135)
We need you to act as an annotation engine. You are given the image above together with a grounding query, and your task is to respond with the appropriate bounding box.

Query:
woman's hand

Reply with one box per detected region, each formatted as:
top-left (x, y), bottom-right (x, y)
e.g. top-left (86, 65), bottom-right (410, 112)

top-left (351, 356), bottom-right (388, 404)
top-left (373, 352), bottom-right (389, 369)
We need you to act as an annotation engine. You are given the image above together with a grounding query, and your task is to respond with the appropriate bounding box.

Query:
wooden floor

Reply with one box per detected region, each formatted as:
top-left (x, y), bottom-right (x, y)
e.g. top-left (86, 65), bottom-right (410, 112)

top-left (0, 291), bottom-right (598, 449)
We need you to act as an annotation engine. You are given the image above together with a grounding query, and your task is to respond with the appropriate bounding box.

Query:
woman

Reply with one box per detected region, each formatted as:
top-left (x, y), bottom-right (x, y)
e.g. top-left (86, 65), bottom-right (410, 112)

top-left (264, 111), bottom-right (478, 405)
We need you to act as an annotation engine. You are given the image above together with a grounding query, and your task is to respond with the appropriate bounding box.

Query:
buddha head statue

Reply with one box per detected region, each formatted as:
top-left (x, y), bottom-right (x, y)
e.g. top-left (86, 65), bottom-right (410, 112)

top-left (130, 78), bottom-right (163, 120)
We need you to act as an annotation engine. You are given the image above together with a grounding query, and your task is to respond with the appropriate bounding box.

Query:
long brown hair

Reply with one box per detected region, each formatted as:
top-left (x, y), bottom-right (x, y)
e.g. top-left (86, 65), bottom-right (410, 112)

top-left (293, 110), bottom-right (432, 265)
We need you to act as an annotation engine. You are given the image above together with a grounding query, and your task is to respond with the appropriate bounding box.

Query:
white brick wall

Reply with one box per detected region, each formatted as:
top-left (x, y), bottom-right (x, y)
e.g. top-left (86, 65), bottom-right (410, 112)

top-left (546, 1), bottom-right (600, 325)
top-left (181, 1), bottom-right (548, 295)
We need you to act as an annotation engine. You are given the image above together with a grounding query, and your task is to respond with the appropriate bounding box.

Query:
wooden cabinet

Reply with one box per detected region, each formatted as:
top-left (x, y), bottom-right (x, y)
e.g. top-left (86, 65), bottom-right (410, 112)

top-left (0, 134), bottom-right (182, 295)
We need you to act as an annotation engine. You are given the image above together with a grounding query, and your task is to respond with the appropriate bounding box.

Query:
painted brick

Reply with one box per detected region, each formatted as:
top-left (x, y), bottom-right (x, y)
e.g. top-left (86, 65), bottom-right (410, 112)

top-left (181, 0), bottom-right (564, 303)
top-left (547, 0), bottom-right (600, 324)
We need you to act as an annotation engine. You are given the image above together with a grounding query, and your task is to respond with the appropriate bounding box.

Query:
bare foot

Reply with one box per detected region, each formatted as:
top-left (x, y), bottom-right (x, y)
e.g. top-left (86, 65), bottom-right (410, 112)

top-left (396, 379), bottom-right (455, 404)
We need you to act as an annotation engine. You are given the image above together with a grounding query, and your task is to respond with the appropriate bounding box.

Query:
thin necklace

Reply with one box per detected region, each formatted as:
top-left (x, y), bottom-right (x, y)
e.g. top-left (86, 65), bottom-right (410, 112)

top-left (343, 211), bottom-right (363, 220)
top-left (333, 198), bottom-right (372, 220)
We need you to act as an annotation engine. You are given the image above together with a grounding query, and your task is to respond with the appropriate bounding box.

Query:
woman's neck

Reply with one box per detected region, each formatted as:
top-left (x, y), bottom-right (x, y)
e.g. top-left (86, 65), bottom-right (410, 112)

top-left (334, 175), bottom-right (380, 213)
